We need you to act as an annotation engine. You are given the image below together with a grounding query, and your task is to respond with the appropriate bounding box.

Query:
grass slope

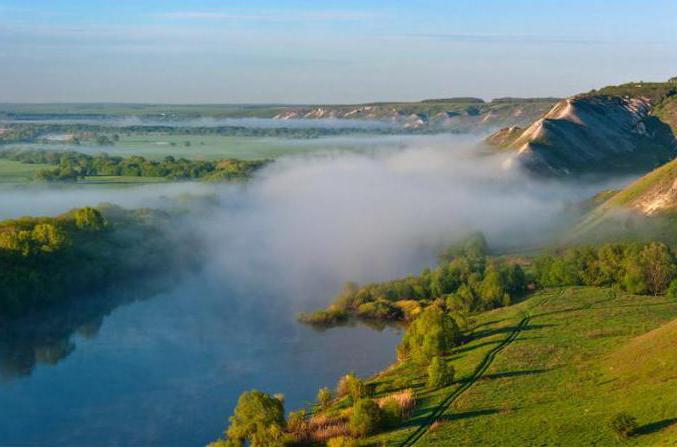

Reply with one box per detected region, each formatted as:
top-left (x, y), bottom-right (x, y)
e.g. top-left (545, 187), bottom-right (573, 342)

top-left (322, 288), bottom-right (677, 446)
top-left (566, 159), bottom-right (677, 245)
top-left (419, 287), bottom-right (677, 446)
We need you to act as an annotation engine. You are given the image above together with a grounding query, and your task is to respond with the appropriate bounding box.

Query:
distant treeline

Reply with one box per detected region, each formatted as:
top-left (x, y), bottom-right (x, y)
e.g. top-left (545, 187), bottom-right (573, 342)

top-left (300, 236), bottom-right (677, 326)
top-left (0, 148), bottom-right (269, 182)
top-left (0, 123), bottom-right (413, 145)
top-left (0, 205), bottom-right (197, 317)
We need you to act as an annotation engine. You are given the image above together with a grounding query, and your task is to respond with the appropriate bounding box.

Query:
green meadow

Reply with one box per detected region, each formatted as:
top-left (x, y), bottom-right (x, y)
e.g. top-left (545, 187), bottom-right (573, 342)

top-left (318, 287), bottom-right (677, 446)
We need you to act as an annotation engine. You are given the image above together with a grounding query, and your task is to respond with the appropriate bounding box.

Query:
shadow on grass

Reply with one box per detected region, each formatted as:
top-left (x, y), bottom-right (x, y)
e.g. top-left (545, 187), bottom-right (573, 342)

top-left (452, 336), bottom-right (544, 356)
top-left (469, 323), bottom-right (553, 342)
top-left (439, 408), bottom-right (500, 422)
top-left (633, 418), bottom-right (677, 436)
top-left (481, 368), bottom-right (548, 381)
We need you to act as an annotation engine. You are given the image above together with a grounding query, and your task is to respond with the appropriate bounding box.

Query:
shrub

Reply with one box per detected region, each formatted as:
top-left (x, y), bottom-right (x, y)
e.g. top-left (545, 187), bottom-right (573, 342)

top-left (379, 397), bottom-right (404, 428)
top-left (327, 436), bottom-right (357, 447)
top-left (427, 356), bottom-right (455, 388)
top-left (376, 389), bottom-right (415, 419)
top-left (317, 387), bottom-right (333, 409)
top-left (668, 279), bottom-right (677, 300)
top-left (287, 409), bottom-right (308, 434)
top-left (609, 412), bottom-right (638, 439)
top-left (337, 373), bottom-right (369, 401)
top-left (350, 399), bottom-right (383, 437)
top-left (298, 308), bottom-right (349, 326)
top-left (307, 413), bottom-right (351, 443)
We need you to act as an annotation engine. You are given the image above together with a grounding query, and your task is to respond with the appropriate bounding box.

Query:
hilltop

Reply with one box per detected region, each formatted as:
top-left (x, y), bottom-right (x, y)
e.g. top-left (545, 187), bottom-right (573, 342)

top-left (487, 80), bottom-right (677, 176)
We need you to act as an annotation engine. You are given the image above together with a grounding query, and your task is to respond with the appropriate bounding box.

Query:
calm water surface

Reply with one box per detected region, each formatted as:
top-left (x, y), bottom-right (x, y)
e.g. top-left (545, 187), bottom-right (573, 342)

top-left (0, 274), bottom-right (400, 446)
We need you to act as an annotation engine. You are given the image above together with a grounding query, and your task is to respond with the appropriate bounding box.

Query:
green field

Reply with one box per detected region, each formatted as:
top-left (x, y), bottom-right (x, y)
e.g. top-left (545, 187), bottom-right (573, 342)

top-left (321, 287), bottom-right (677, 446)
top-left (114, 134), bottom-right (323, 160)
top-left (0, 159), bottom-right (50, 183)
top-left (3, 134), bottom-right (350, 163)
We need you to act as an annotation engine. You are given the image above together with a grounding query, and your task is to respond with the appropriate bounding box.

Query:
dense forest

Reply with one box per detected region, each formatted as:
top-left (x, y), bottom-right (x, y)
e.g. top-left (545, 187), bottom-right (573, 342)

top-left (0, 148), bottom-right (269, 182)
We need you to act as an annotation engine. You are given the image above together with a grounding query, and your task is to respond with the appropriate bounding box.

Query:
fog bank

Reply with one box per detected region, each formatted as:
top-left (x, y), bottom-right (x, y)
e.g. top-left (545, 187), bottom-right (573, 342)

top-left (0, 134), bottom-right (630, 307)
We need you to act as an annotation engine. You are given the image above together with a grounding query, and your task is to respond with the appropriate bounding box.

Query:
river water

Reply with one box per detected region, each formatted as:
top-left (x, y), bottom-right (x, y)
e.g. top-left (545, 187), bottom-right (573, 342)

top-left (0, 272), bottom-right (401, 446)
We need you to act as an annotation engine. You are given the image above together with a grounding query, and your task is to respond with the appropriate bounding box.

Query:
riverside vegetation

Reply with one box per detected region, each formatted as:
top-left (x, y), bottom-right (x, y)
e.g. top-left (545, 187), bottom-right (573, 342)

top-left (0, 204), bottom-right (200, 317)
top-left (208, 231), bottom-right (677, 446)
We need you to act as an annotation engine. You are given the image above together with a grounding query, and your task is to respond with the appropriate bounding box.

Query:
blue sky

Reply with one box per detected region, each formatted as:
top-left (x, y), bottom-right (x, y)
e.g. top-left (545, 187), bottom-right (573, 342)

top-left (1, 0), bottom-right (676, 103)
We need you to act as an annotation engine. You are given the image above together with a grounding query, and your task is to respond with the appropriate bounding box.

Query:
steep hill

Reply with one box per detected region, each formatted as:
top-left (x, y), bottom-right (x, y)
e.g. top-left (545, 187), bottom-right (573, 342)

top-left (487, 80), bottom-right (677, 176)
top-left (605, 157), bottom-right (677, 215)
top-left (567, 158), bottom-right (677, 244)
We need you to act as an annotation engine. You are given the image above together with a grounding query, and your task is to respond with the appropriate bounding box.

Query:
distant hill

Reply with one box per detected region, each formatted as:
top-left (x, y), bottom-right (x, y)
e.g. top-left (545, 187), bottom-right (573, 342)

top-left (487, 80), bottom-right (677, 176)
top-left (268, 97), bottom-right (557, 131)
top-left (0, 98), bottom-right (558, 132)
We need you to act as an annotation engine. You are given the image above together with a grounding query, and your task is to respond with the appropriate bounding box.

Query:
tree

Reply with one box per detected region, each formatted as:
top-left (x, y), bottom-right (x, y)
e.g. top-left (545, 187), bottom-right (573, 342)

top-left (478, 265), bottom-right (509, 310)
top-left (224, 390), bottom-right (286, 447)
top-left (350, 399), bottom-right (383, 437)
top-left (74, 207), bottom-right (106, 231)
top-left (609, 412), bottom-right (638, 439)
top-left (427, 356), bottom-right (455, 388)
top-left (397, 306), bottom-right (461, 364)
top-left (639, 242), bottom-right (676, 295)
top-left (316, 387), bottom-right (333, 409)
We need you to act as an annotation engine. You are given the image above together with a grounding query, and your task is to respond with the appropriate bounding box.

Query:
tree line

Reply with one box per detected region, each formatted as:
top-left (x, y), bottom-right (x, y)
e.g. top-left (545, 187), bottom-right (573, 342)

top-left (0, 148), bottom-right (269, 182)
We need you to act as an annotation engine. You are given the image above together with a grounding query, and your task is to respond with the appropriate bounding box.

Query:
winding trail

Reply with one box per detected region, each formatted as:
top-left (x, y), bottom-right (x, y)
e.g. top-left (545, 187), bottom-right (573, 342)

top-left (398, 292), bottom-right (558, 447)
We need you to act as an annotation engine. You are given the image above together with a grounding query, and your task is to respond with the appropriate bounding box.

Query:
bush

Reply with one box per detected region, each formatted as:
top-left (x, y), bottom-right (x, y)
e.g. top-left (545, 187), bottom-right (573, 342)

top-left (667, 279), bottom-right (677, 300)
top-left (337, 373), bottom-right (369, 401)
top-left (379, 397), bottom-right (404, 428)
top-left (287, 409), bottom-right (307, 434)
top-left (427, 356), bottom-right (455, 388)
top-left (317, 387), bottom-right (333, 409)
top-left (350, 399), bottom-right (383, 437)
top-left (609, 412), bottom-right (638, 439)
top-left (327, 436), bottom-right (357, 447)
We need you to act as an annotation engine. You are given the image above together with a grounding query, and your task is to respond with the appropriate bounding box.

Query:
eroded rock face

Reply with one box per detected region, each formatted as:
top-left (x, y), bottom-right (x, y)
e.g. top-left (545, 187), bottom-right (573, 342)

top-left (496, 96), bottom-right (677, 177)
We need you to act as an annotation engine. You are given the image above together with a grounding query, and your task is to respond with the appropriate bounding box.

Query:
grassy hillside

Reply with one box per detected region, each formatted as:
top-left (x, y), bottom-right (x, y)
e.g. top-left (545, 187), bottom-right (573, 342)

top-left (567, 158), bottom-right (677, 245)
top-left (606, 158), bottom-right (677, 212)
top-left (328, 287), bottom-right (677, 446)
top-left (421, 287), bottom-right (677, 446)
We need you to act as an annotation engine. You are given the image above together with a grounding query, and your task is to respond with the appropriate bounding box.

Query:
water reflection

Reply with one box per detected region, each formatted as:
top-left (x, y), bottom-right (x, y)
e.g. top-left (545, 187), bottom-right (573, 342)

top-left (0, 274), bottom-right (177, 380)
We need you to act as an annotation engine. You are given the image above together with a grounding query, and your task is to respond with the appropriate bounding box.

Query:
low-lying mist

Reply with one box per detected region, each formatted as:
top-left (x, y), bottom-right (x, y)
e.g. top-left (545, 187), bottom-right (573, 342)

top-left (193, 134), bottom-right (629, 307)
top-left (0, 134), bottom-right (632, 308)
